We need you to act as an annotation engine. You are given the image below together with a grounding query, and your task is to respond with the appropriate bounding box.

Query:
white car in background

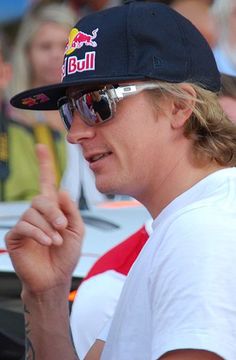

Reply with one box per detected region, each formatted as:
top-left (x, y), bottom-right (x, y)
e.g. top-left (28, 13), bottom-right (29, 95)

top-left (0, 199), bottom-right (150, 279)
top-left (0, 199), bottom-right (150, 360)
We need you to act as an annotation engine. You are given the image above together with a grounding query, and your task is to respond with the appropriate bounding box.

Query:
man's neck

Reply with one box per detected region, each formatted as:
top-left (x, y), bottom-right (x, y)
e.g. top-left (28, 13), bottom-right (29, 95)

top-left (138, 157), bottom-right (224, 219)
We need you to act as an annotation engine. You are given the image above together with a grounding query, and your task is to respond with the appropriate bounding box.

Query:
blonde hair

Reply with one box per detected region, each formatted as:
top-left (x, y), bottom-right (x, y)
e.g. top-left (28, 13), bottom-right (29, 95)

top-left (7, 3), bottom-right (77, 99)
top-left (149, 81), bottom-right (236, 167)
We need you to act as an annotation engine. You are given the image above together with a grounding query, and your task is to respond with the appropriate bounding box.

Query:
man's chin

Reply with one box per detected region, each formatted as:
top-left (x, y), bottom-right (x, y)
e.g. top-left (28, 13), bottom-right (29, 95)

top-left (95, 180), bottom-right (113, 195)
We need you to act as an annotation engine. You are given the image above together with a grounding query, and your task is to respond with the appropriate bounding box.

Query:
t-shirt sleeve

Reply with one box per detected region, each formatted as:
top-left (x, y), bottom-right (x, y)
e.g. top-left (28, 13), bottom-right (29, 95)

top-left (150, 207), bottom-right (236, 360)
top-left (97, 318), bottom-right (112, 342)
top-left (70, 270), bottom-right (125, 359)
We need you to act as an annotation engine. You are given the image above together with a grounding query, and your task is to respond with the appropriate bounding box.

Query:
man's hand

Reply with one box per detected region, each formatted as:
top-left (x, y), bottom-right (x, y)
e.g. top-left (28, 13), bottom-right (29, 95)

top-left (5, 144), bottom-right (84, 294)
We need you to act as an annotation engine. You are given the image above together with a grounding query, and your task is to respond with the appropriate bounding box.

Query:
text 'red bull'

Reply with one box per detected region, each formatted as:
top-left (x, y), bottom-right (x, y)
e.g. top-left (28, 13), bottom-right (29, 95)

top-left (62, 51), bottom-right (96, 78)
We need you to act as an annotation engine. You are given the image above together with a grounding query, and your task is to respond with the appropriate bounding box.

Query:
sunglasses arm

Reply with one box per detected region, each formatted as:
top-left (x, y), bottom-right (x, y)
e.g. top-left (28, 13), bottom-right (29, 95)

top-left (112, 82), bottom-right (160, 101)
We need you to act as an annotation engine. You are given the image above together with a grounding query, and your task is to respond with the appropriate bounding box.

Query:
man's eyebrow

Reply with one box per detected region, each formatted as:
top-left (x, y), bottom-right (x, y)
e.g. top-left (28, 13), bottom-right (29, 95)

top-left (66, 87), bottom-right (81, 96)
top-left (67, 86), bottom-right (106, 97)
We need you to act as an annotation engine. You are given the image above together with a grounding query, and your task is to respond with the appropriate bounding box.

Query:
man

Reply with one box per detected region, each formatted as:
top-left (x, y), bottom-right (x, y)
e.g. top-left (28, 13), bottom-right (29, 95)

top-left (5, 1), bottom-right (236, 359)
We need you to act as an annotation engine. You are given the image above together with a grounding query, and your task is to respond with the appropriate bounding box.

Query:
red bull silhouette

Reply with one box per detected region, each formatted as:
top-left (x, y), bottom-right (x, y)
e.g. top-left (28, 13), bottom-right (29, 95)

top-left (73, 28), bottom-right (98, 48)
top-left (65, 28), bottom-right (99, 55)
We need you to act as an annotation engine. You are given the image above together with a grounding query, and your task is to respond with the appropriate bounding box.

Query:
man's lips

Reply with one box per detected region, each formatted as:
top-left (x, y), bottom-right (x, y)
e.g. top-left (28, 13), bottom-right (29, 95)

top-left (85, 151), bottom-right (112, 163)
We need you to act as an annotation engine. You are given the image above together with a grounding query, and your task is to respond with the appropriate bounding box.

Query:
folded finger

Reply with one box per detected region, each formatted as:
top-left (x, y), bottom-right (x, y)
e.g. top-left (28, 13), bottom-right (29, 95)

top-left (6, 221), bottom-right (53, 247)
top-left (21, 208), bottom-right (63, 245)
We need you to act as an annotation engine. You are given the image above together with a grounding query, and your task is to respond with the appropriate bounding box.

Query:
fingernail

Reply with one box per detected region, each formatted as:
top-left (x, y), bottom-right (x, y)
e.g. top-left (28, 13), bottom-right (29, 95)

top-left (42, 235), bottom-right (52, 245)
top-left (52, 233), bottom-right (63, 245)
top-left (54, 216), bottom-right (66, 226)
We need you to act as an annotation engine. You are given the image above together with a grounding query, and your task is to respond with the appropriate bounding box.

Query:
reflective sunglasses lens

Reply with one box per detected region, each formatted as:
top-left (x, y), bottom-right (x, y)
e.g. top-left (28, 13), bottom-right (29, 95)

top-left (76, 90), bottom-right (113, 125)
top-left (58, 89), bottom-right (114, 130)
top-left (59, 102), bottom-right (72, 130)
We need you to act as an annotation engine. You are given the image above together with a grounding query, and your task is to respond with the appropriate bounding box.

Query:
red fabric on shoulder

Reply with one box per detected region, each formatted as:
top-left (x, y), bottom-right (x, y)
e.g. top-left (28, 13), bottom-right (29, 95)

top-left (83, 225), bottom-right (149, 282)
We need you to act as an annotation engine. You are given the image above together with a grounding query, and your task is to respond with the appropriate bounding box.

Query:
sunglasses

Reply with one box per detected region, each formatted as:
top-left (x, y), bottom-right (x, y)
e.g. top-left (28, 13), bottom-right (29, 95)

top-left (57, 82), bottom-right (160, 130)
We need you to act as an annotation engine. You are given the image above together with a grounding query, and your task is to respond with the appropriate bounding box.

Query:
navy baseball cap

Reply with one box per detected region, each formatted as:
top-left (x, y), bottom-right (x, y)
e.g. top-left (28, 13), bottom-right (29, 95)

top-left (10, 0), bottom-right (221, 111)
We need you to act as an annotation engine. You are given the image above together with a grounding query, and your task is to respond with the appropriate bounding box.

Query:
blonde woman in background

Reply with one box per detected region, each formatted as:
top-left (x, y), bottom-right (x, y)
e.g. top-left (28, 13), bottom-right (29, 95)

top-left (4, 3), bottom-right (77, 201)
top-left (219, 73), bottom-right (236, 124)
top-left (211, 0), bottom-right (236, 76)
top-left (171, 0), bottom-right (217, 48)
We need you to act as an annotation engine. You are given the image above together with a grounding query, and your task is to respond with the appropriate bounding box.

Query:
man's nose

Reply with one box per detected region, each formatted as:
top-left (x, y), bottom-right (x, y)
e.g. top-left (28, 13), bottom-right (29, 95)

top-left (66, 113), bottom-right (96, 144)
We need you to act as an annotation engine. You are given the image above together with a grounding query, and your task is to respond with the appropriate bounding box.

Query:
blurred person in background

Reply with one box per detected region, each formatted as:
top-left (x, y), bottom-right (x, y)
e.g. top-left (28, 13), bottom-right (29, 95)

top-left (211, 0), bottom-right (236, 76)
top-left (4, 3), bottom-right (77, 201)
top-left (0, 31), bottom-right (13, 201)
top-left (144, 1), bottom-right (217, 48)
top-left (219, 73), bottom-right (236, 124)
top-left (171, 0), bottom-right (217, 48)
top-left (68, 0), bottom-right (122, 18)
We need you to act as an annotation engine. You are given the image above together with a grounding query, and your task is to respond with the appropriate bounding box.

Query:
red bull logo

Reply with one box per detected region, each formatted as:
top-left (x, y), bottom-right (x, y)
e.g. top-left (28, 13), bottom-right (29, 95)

top-left (21, 93), bottom-right (50, 107)
top-left (65, 27), bottom-right (99, 55)
top-left (62, 51), bottom-right (96, 78)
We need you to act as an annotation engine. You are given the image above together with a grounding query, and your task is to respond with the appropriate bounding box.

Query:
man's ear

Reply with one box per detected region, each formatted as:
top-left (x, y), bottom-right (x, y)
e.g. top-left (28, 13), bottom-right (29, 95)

top-left (170, 84), bottom-right (196, 129)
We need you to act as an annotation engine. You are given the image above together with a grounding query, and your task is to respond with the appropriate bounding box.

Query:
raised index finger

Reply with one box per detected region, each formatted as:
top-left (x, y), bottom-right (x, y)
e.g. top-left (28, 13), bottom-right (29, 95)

top-left (36, 143), bottom-right (58, 201)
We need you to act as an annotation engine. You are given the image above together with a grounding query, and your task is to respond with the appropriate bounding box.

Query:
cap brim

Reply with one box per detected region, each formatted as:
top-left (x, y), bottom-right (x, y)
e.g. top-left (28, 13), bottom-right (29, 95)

top-left (10, 75), bottom-right (146, 111)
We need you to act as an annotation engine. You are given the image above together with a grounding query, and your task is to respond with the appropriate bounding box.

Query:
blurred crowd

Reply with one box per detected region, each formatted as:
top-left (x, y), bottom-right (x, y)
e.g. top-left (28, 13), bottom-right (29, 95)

top-left (0, 0), bottom-right (236, 202)
top-left (1, 2), bottom-right (236, 360)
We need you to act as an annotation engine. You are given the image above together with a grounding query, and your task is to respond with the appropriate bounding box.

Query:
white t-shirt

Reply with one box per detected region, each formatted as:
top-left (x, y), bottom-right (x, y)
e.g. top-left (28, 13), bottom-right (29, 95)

top-left (70, 220), bottom-right (152, 359)
top-left (100, 168), bottom-right (236, 360)
top-left (71, 270), bottom-right (125, 360)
